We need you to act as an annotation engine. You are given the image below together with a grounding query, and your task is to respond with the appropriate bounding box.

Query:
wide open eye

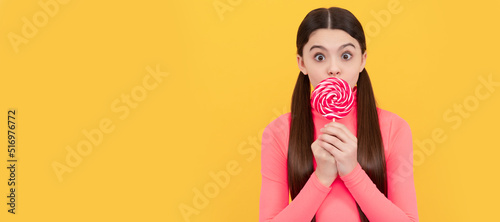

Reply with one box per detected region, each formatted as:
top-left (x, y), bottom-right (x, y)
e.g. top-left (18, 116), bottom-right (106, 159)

top-left (314, 53), bottom-right (325, 62)
top-left (341, 52), bottom-right (352, 60)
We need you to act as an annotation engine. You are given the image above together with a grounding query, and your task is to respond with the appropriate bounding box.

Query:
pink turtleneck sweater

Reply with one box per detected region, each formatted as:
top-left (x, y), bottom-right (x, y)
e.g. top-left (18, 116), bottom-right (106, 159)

top-left (259, 88), bottom-right (419, 221)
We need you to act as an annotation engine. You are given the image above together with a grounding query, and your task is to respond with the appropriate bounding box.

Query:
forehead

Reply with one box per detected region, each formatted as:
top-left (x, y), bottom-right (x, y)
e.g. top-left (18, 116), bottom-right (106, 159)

top-left (306, 29), bottom-right (360, 50)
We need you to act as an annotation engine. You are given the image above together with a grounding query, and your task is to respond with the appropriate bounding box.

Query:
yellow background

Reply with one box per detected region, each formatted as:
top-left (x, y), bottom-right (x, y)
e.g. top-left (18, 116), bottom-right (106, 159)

top-left (1, 0), bottom-right (499, 221)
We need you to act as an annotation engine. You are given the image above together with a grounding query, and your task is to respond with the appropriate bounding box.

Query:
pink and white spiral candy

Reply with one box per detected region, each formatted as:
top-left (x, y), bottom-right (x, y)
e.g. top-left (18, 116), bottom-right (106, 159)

top-left (311, 77), bottom-right (354, 120)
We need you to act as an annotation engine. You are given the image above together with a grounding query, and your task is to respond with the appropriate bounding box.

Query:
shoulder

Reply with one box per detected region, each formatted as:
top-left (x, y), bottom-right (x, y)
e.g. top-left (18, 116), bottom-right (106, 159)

top-left (376, 107), bottom-right (413, 153)
top-left (262, 112), bottom-right (291, 155)
top-left (377, 107), bottom-right (411, 133)
top-left (263, 112), bottom-right (291, 136)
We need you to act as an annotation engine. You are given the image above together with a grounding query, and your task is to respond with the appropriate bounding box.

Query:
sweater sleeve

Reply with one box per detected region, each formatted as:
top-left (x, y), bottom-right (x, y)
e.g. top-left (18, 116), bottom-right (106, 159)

top-left (259, 120), bottom-right (332, 222)
top-left (339, 116), bottom-right (419, 222)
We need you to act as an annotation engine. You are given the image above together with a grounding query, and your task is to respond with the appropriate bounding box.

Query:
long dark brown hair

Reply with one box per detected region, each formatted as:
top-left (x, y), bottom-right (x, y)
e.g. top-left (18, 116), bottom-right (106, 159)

top-left (288, 7), bottom-right (387, 222)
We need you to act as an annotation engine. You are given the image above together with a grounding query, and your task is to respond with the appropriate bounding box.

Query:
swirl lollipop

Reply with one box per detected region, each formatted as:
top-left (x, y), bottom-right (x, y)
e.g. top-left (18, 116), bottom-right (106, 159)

top-left (311, 77), bottom-right (354, 120)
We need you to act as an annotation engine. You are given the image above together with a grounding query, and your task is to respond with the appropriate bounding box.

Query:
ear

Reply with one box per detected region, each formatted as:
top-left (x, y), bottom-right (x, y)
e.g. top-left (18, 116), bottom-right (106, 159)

top-left (359, 51), bottom-right (367, 73)
top-left (297, 54), bottom-right (308, 75)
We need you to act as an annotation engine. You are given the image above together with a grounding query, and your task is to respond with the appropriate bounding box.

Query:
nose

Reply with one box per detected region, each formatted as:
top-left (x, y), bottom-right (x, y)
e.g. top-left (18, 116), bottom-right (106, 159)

top-left (328, 60), bottom-right (340, 77)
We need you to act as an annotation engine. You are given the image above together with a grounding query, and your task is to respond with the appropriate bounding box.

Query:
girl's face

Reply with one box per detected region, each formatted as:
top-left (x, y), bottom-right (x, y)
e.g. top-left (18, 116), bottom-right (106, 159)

top-left (297, 28), bottom-right (367, 89)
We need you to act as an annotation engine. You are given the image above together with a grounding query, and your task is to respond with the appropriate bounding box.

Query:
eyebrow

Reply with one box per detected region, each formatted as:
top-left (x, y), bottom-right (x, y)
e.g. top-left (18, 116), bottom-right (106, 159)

top-left (309, 43), bottom-right (356, 52)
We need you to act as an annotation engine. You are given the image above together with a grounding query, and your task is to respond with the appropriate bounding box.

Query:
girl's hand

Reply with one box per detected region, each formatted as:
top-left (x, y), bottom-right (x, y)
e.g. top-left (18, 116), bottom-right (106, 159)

top-left (319, 121), bottom-right (358, 177)
top-left (311, 137), bottom-right (338, 187)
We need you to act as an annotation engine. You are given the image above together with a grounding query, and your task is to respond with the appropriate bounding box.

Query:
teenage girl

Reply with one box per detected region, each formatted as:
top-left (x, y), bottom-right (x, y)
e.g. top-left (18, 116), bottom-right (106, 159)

top-left (260, 7), bottom-right (418, 222)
